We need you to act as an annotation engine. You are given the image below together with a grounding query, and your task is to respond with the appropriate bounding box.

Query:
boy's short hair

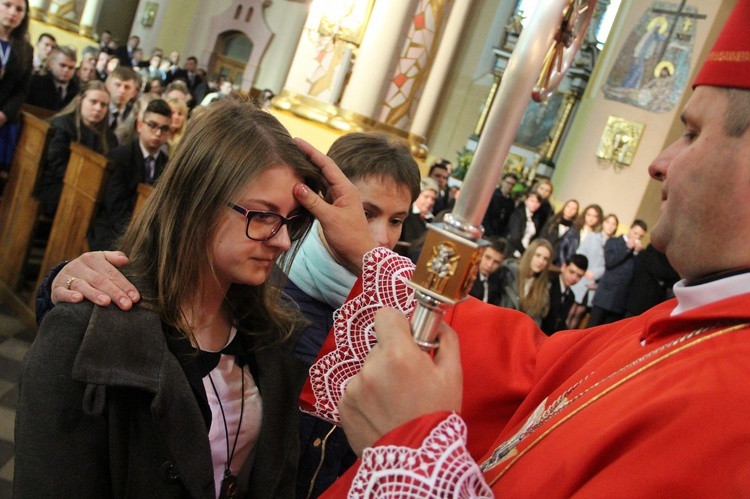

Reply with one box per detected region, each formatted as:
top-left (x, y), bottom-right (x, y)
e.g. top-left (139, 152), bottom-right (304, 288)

top-left (429, 160), bottom-right (450, 173)
top-left (108, 66), bottom-right (138, 82)
top-left (566, 254), bottom-right (589, 272)
top-left (143, 99), bottom-right (172, 120)
top-left (327, 132), bottom-right (421, 202)
top-left (488, 236), bottom-right (508, 257)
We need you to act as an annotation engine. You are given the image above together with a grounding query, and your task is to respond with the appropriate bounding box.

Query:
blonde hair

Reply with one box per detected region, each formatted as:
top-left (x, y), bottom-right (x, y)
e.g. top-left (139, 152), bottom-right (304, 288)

top-left (518, 238), bottom-right (553, 319)
top-left (166, 96), bottom-right (188, 155)
top-left (120, 99), bottom-right (327, 345)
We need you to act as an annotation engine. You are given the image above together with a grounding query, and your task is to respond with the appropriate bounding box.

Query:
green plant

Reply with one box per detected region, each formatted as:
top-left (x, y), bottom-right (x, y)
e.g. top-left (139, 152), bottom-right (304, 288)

top-left (453, 148), bottom-right (473, 181)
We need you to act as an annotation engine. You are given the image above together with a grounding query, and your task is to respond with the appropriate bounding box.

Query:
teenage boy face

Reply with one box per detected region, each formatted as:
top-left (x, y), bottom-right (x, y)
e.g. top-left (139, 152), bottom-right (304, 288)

top-left (353, 176), bottom-right (411, 250)
top-left (106, 77), bottom-right (138, 107)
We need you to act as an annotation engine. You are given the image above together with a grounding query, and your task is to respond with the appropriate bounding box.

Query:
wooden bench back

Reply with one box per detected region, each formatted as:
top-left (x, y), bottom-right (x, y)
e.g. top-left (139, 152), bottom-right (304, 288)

top-left (133, 182), bottom-right (154, 219)
top-left (0, 113), bottom-right (51, 289)
top-left (33, 142), bottom-right (112, 297)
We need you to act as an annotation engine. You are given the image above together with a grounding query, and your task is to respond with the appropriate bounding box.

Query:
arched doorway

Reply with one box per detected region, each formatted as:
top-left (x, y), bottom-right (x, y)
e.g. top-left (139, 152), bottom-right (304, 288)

top-left (209, 31), bottom-right (253, 86)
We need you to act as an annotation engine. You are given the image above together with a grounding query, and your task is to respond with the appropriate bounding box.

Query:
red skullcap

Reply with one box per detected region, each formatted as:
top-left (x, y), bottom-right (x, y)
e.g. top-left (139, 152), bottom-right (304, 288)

top-left (694, 0), bottom-right (750, 89)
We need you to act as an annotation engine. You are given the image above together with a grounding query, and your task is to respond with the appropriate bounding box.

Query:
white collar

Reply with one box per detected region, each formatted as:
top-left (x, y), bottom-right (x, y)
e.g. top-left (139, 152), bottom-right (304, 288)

top-left (139, 140), bottom-right (158, 160)
top-left (672, 272), bottom-right (750, 316)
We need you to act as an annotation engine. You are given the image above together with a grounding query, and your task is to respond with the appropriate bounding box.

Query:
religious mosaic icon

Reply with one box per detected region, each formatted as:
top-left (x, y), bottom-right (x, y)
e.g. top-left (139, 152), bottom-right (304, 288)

top-left (603, 1), bottom-right (705, 113)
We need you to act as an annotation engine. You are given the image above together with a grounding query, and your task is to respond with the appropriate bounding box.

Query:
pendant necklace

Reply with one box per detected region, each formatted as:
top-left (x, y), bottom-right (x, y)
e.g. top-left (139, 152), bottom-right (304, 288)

top-left (204, 358), bottom-right (246, 499)
top-left (0, 41), bottom-right (10, 80)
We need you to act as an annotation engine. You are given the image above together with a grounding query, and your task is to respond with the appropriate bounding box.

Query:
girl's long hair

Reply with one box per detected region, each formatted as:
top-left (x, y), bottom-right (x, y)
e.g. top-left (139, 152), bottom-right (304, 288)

top-left (9, 0), bottom-right (32, 73)
top-left (119, 98), bottom-right (327, 346)
top-left (518, 238), bottom-right (553, 319)
top-left (573, 203), bottom-right (603, 232)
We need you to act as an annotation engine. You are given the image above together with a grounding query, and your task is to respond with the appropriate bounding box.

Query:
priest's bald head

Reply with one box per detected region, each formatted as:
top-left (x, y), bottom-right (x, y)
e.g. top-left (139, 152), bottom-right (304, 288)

top-left (648, 0), bottom-right (750, 282)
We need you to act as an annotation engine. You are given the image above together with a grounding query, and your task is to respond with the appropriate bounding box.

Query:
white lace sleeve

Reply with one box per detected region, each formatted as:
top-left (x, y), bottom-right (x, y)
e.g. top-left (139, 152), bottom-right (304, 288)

top-left (306, 247), bottom-right (417, 424)
top-left (350, 414), bottom-right (493, 498)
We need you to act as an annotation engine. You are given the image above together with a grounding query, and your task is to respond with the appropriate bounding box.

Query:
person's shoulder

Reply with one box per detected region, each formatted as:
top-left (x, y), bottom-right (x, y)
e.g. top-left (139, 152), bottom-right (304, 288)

top-left (50, 112), bottom-right (75, 130)
top-left (36, 300), bottom-right (96, 345)
top-left (107, 139), bottom-right (138, 160)
top-left (29, 71), bottom-right (51, 87)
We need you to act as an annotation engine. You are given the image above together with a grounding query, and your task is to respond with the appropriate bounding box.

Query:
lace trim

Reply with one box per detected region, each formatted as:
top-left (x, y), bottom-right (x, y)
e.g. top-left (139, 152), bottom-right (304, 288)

top-left (350, 414), bottom-right (493, 498)
top-left (307, 247), bottom-right (416, 424)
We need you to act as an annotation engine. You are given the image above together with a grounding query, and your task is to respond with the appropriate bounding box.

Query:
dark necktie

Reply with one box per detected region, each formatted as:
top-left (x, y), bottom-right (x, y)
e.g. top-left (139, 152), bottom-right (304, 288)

top-left (57, 85), bottom-right (65, 102)
top-left (110, 110), bottom-right (119, 130)
top-left (145, 155), bottom-right (156, 184)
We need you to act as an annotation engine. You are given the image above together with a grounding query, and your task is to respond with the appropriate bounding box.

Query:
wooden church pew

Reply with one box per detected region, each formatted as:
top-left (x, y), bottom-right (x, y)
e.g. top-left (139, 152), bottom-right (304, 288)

top-left (133, 182), bottom-right (154, 219)
top-left (33, 142), bottom-right (112, 299)
top-left (0, 112), bottom-right (51, 290)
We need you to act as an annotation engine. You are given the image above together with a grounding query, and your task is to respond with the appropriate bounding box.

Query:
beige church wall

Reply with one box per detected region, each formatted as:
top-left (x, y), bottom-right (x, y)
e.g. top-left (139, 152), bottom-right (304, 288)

top-left (426, 0), bottom-right (515, 167)
top-left (551, 0), bottom-right (736, 231)
top-left (153, 0), bottom-right (201, 57)
top-left (130, 0), bottom-right (174, 54)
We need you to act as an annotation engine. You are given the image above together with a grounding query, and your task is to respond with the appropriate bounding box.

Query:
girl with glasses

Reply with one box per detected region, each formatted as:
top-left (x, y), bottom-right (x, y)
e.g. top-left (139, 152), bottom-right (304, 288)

top-left (15, 99), bottom-right (375, 498)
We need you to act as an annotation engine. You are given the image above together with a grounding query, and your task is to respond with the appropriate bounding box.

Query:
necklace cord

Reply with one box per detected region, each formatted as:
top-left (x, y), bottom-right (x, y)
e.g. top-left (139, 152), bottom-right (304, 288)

top-left (204, 355), bottom-right (246, 477)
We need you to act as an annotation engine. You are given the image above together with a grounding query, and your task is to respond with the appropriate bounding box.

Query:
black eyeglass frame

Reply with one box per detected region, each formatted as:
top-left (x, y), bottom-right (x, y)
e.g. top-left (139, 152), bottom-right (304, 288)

top-left (227, 202), bottom-right (313, 242)
top-left (143, 120), bottom-right (172, 135)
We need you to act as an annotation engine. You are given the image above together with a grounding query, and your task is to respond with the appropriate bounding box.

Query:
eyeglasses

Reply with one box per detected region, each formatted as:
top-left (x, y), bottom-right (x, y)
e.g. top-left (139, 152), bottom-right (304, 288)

top-left (143, 120), bottom-right (171, 135)
top-left (227, 203), bottom-right (313, 242)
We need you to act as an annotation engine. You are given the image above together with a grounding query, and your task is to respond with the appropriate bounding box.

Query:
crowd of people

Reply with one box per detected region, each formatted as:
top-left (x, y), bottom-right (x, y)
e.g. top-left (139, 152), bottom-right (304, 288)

top-left (400, 160), bottom-right (675, 337)
top-left (5, 0), bottom-right (750, 496)
top-left (0, 2), bottom-right (265, 253)
top-left (0, 4), bottom-right (247, 180)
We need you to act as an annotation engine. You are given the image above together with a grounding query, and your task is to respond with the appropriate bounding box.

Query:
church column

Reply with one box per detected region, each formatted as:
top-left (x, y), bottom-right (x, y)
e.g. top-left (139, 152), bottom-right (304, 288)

top-left (78, 0), bottom-right (104, 37)
top-left (254, 1), bottom-right (309, 93)
top-left (338, 0), bottom-right (421, 119)
top-left (409, 0), bottom-right (472, 145)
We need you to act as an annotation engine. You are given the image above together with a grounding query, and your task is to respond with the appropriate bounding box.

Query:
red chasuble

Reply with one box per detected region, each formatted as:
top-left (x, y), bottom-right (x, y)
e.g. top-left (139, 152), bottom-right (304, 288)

top-left (301, 248), bottom-right (750, 497)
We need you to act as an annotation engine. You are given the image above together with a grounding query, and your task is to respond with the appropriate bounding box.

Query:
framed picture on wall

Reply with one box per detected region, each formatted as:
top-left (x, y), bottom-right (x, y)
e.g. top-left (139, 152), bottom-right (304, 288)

top-left (513, 92), bottom-right (565, 151)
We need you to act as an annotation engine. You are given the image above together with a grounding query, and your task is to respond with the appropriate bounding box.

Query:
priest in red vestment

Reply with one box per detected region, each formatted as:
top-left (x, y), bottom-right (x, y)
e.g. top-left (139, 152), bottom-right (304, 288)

top-left (299, 1), bottom-right (750, 495)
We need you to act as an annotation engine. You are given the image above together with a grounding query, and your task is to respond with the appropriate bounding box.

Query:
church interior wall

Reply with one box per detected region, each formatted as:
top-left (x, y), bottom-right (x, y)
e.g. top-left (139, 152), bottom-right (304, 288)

top-left (549, 0), bottom-right (734, 231)
top-left (128, 0), bottom-right (174, 55)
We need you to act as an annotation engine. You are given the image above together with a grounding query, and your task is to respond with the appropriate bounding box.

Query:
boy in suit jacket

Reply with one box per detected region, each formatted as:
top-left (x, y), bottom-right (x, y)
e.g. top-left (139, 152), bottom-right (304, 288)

top-left (541, 253), bottom-right (588, 335)
top-left (88, 99), bottom-right (172, 250)
top-left (26, 46), bottom-right (79, 111)
top-left (588, 220), bottom-right (648, 326)
top-left (469, 237), bottom-right (509, 305)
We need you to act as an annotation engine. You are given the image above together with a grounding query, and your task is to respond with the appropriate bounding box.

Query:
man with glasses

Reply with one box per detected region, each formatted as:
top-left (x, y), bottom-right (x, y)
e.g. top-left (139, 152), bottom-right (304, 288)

top-left (88, 99), bottom-right (172, 251)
